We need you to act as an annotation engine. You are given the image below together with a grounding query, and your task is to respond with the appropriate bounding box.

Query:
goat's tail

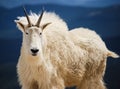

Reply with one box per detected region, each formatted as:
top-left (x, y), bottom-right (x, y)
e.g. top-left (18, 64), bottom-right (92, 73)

top-left (107, 51), bottom-right (119, 58)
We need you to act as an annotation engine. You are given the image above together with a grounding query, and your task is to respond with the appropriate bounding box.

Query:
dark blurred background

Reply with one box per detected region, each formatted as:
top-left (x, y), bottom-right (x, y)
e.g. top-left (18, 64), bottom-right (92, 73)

top-left (0, 0), bottom-right (120, 89)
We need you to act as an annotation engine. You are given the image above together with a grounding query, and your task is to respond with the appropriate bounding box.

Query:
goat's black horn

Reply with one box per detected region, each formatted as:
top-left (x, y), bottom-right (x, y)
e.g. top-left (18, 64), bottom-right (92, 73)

top-left (36, 9), bottom-right (44, 27)
top-left (23, 6), bottom-right (32, 26)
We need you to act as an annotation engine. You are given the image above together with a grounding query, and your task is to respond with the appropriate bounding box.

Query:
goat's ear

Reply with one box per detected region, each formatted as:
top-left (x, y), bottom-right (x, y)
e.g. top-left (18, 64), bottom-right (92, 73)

top-left (14, 20), bottom-right (25, 32)
top-left (41, 23), bottom-right (51, 30)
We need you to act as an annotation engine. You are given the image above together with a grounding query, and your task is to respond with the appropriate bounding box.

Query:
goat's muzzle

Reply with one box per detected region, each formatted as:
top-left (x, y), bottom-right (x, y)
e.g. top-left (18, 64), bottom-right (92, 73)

top-left (31, 48), bottom-right (39, 56)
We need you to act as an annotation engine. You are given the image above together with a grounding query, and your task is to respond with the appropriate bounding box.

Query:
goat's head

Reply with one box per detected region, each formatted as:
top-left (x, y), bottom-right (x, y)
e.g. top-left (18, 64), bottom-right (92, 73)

top-left (15, 7), bottom-right (51, 56)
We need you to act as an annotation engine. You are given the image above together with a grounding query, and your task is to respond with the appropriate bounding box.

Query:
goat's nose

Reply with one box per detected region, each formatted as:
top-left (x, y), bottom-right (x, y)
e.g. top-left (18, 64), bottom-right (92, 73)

top-left (31, 49), bottom-right (39, 54)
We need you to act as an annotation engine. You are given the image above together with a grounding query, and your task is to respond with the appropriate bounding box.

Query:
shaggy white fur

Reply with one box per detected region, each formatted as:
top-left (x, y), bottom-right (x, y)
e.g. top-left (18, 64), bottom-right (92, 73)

top-left (15, 11), bottom-right (119, 89)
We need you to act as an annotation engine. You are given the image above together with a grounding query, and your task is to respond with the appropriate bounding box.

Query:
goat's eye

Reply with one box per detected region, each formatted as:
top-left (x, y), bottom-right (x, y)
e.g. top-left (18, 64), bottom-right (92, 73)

top-left (26, 32), bottom-right (28, 35)
top-left (40, 33), bottom-right (42, 35)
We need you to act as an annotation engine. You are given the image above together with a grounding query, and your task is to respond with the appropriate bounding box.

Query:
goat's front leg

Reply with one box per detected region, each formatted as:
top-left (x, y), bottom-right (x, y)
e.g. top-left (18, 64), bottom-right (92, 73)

top-left (50, 77), bottom-right (65, 89)
top-left (21, 81), bottom-right (38, 89)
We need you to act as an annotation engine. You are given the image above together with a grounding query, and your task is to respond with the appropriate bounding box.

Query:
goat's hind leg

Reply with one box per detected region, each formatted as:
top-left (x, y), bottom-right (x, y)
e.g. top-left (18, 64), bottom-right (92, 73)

top-left (77, 78), bottom-right (106, 89)
top-left (77, 59), bottom-right (107, 89)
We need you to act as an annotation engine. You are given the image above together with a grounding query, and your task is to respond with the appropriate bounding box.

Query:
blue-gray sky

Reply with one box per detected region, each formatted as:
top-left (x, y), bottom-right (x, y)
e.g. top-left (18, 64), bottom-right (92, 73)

top-left (0, 0), bottom-right (120, 8)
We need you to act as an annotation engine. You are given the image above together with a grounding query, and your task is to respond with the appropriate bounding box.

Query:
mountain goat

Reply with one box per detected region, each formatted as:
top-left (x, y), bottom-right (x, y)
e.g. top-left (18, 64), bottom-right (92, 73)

top-left (15, 8), bottom-right (119, 89)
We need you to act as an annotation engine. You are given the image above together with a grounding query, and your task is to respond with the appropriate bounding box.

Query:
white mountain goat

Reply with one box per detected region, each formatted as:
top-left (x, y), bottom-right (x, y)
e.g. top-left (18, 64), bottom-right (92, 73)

top-left (15, 8), bottom-right (119, 89)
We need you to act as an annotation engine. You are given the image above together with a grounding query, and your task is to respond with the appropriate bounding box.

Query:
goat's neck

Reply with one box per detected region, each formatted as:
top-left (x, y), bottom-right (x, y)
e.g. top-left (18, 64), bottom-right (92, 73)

top-left (20, 40), bottom-right (45, 65)
top-left (20, 44), bottom-right (53, 74)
